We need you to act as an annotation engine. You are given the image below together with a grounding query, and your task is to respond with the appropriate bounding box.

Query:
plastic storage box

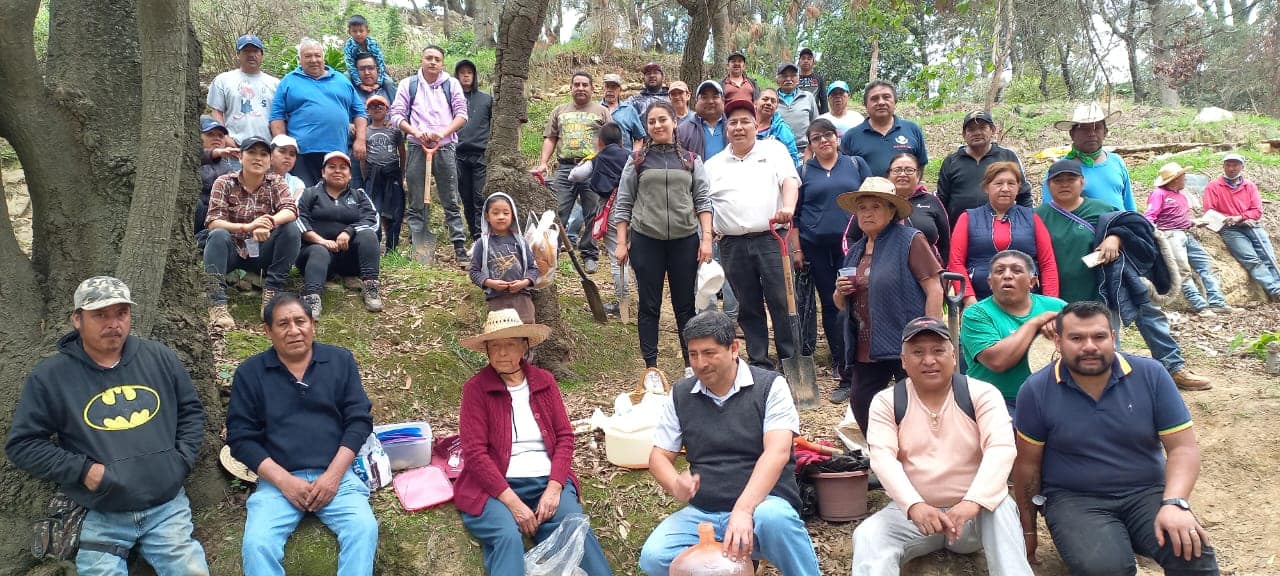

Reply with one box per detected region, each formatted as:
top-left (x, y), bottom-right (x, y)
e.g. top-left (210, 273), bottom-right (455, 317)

top-left (374, 421), bottom-right (433, 471)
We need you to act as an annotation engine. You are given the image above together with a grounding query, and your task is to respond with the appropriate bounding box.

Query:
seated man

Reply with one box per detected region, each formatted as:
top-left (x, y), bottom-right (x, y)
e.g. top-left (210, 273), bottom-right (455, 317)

top-left (5, 276), bottom-right (208, 575)
top-left (639, 311), bottom-right (819, 576)
top-left (296, 151), bottom-right (383, 317)
top-left (1202, 152), bottom-right (1280, 301)
top-left (960, 250), bottom-right (1065, 412)
top-left (1014, 301), bottom-right (1220, 574)
top-left (227, 294), bottom-right (378, 576)
top-left (203, 136), bottom-right (300, 329)
top-left (853, 317), bottom-right (1031, 575)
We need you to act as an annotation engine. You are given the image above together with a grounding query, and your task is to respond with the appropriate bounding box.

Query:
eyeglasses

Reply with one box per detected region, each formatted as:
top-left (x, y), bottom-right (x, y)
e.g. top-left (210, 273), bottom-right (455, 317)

top-left (889, 167), bottom-right (918, 175)
top-left (368, 103), bottom-right (386, 109)
top-left (357, 65), bottom-right (377, 72)
top-left (809, 131), bottom-right (838, 143)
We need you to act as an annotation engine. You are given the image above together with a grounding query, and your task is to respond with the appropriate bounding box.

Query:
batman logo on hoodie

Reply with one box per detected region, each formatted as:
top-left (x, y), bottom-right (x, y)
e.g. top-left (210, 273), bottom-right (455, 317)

top-left (82, 385), bottom-right (161, 431)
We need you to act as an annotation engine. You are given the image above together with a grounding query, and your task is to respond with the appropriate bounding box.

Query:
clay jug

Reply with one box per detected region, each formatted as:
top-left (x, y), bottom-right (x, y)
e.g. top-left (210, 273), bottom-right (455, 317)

top-left (669, 522), bottom-right (752, 576)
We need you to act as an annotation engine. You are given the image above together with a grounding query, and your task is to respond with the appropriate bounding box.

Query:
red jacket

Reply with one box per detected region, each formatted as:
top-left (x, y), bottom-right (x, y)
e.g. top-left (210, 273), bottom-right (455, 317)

top-left (453, 360), bottom-right (579, 516)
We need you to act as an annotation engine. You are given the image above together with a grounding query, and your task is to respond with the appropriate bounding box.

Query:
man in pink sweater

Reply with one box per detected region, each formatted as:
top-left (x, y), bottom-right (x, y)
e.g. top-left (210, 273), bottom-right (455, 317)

top-left (852, 317), bottom-right (1031, 575)
top-left (1202, 153), bottom-right (1280, 300)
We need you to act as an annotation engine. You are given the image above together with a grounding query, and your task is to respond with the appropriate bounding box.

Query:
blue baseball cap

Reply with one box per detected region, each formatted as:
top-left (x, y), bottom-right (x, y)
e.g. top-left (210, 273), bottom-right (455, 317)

top-left (236, 34), bottom-right (265, 52)
top-left (200, 115), bottom-right (226, 134)
top-left (826, 80), bottom-right (850, 96)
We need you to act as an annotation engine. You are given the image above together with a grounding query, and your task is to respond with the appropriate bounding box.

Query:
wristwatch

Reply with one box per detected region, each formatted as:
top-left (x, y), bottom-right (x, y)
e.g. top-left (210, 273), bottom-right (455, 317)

top-left (1161, 497), bottom-right (1191, 511)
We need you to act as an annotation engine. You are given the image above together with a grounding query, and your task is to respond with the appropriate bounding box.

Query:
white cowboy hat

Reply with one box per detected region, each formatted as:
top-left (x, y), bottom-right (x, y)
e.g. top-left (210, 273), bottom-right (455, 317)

top-left (836, 177), bottom-right (913, 218)
top-left (1053, 102), bottom-right (1121, 130)
top-left (459, 308), bottom-right (551, 352)
top-left (1153, 162), bottom-right (1186, 187)
top-left (220, 445), bottom-right (258, 483)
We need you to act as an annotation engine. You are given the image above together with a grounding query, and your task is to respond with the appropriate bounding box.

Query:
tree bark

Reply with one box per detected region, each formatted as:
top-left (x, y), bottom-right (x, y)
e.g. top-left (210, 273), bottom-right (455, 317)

top-left (1146, 0), bottom-right (1180, 107)
top-left (984, 0), bottom-right (1015, 111)
top-left (0, 1), bottom-right (221, 570)
top-left (710, 0), bottom-right (730, 66)
top-left (868, 36), bottom-right (880, 82)
top-left (1056, 43), bottom-right (1076, 99)
top-left (678, 0), bottom-right (711, 84)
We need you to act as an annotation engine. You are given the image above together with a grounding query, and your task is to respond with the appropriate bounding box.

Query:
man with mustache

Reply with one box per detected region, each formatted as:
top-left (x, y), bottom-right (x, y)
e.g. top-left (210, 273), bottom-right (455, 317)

top-left (1013, 301), bottom-right (1220, 573)
top-left (6, 276), bottom-right (209, 574)
top-left (207, 34), bottom-right (279, 145)
top-left (839, 80), bottom-right (927, 177)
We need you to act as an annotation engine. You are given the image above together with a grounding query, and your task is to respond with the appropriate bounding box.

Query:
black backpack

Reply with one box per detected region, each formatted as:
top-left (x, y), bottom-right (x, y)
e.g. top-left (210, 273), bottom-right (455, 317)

top-left (893, 373), bottom-right (976, 425)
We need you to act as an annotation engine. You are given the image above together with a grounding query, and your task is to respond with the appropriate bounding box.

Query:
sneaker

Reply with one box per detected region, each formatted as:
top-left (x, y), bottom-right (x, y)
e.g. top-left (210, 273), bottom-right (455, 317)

top-left (342, 276), bottom-right (363, 291)
top-left (1171, 368), bottom-right (1212, 391)
top-left (1210, 304), bottom-right (1239, 313)
top-left (301, 293), bottom-right (323, 319)
top-left (455, 245), bottom-right (470, 269)
top-left (584, 258), bottom-right (599, 274)
top-left (1194, 308), bottom-right (1217, 317)
top-left (208, 305), bottom-right (235, 330)
top-left (829, 386), bottom-right (852, 404)
top-left (362, 280), bottom-right (384, 312)
top-left (604, 302), bottom-right (620, 317)
top-left (260, 288), bottom-right (279, 316)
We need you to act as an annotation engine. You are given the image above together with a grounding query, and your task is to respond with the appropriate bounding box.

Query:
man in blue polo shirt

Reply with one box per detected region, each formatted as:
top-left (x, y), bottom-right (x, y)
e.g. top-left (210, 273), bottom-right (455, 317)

top-left (1012, 301), bottom-right (1219, 574)
top-left (839, 80), bottom-right (927, 176)
top-left (270, 38), bottom-right (369, 187)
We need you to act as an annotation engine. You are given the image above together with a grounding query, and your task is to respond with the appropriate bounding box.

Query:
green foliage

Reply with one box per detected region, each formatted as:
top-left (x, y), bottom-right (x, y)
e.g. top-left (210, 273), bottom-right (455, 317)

top-left (1003, 73), bottom-right (1070, 105)
top-left (382, 7), bottom-right (406, 47)
top-left (274, 41), bottom-right (347, 77)
top-left (811, 3), bottom-right (917, 95)
top-left (33, 2), bottom-right (49, 61)
top-left (522, 99), bottom-right (556, 161)
top-left (1238, 332), bottom-right (1280, 361)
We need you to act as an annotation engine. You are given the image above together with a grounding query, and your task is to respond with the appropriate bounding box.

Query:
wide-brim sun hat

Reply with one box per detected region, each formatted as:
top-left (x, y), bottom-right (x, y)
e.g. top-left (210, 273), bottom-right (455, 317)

top-left (1153, 162), bottom-right (1186, 187)
top-left (220, 445), bottom-right (258, 483)
top-left (836, 176), bottom-right (912, 218)
top-left (1053, 102), bottom-right (1121, 130)
top-left (460, 308), bottom-right (551, 352)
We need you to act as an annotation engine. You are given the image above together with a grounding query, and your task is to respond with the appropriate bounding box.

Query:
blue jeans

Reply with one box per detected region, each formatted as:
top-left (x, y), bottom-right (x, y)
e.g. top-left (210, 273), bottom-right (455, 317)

top-left (1181, 232), bottom-right (1228, 308)
top-left (243, 469), bottom-right (378, 576)
top-left (460, 477), bottom-right (612, 576)
top-left (1045, 486), bottom-right (1219, 575)
top-left (801, 239), bottom-right (848, 385)
top-left (639, 495), bottom-right (819, 576)
top-left (1220, 225), bottom-right (1280, 295)
top-left (76, 488), bottom-right (208, 576)
top-left (202, 224), bottom-right (302, 304)
top-left (1114, 288), bottom-right (1185, 374)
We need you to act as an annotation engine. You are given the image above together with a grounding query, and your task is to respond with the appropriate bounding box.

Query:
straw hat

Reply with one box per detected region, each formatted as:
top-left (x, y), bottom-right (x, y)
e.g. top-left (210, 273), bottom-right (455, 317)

top-left (836, 177), bottom-right (913, 218)
top-left (1153, 162), bottom-right (1186, 187)
top-left (1053, 102), bottom-right (1121, 130)
top-left (220, 445), bottom-right (258, 483)
top-left (459, 308), bottom-right (551, 352)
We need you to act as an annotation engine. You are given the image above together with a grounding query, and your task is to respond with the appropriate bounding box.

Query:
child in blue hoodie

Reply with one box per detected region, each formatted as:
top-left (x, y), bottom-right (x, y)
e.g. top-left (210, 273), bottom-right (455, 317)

top-left (469, 193), bottom-right (539, 323)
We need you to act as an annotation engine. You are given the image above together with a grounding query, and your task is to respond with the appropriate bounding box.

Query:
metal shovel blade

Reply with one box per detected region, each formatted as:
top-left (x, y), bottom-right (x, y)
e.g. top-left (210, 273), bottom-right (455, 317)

top-left (782, 316), bottom-right (821, 410)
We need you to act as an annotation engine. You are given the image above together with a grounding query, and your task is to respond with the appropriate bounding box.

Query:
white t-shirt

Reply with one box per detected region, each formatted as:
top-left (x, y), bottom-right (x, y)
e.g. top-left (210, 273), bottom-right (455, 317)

top-left (284, 174), bottom-right (306, 202)
top-left (818, 110), bottom-right (864, 136)
top-left (703, 139), bottom-right (800, 235)
top-left (207, 69), bottom-right (280, 144)
top-left (506, 380), bottom-right (552, 478)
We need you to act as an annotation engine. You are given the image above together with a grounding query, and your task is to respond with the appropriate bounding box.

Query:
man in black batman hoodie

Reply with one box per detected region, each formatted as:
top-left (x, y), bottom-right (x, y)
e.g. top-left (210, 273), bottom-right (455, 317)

top-left (6, 276), bottom-right (208, 574)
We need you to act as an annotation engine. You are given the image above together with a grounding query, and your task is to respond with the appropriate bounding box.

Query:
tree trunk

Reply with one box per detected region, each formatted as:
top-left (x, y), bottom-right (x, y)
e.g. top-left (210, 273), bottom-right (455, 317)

top-left (1146, 0), bottom-right (1180, 107)
top-left (1056, 43), bottom-right (1076, 99)
top-left (710, 0), bottom-right (729, 66)
top-left (0, 0), bottom-right (221, 570)
top-left (488, 0), bottom-right (575, 379)
top-left (406, 0), bottom-right (425, 26)
top-left (678, 0), bottom-right (711, 84)
top-left (868, 36), bottom-right (880, 82)
top-left (984, 0), bottom-right (1015, 112)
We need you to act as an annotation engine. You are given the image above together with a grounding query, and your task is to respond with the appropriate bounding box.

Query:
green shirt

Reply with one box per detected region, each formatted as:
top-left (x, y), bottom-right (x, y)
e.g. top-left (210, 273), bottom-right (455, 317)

top-left (961, 294), bottom-right (1067, 400)
top-left (1035, 198), bottom-right (1113, 303)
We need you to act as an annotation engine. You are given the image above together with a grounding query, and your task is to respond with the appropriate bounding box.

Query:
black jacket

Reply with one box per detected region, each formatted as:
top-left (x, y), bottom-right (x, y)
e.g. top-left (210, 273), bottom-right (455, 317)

top-left (296, 183), bottom-right (379, 241)
top-left (457, 87), bottom-right (492, 154)
top-left (1096, 210), bottom-right (1174, 314)
top-left (5, 333), bottom-right (204, 512)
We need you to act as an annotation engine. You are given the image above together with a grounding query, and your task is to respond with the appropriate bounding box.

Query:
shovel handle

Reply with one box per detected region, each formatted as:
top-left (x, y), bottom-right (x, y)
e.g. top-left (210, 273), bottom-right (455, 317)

top-left (941, 271), bottom-right (967, 303)
top-left (769, 220), bottom-right (798, 315)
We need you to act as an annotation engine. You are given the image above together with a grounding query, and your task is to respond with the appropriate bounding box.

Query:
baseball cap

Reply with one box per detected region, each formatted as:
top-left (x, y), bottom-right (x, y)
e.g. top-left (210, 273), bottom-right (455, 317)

top-left (365, 94), bottom-right (390, 108)
top-left (1046, 158), bottom-right (1084, 180)
top-left (798, 47), bottom-right (815, 58)
top-left (200, 115), bottom-right (226, 134)
top-left (696, 80), bottom-right (724, 96)
top-left (727, 50), bottom-right (746, 62)
top-left (239, 136), bottom-right (270, 152)
top-left (826, 80), bottom-right (850, 96)
top-left (901, 316), bottom-right (951, 342)
top-left (724, 99), bottom-right (756, 119)
top-left (668, 81), bottom-right (690, 95)
top-left (323, 150), bottom-right (352, 166)
top-left (642, 62), bottom-right (663, 74)
top-left (236, 34), bottom-right (265, 52)
top-left (776, 62), bottom-right (799, 75)
top-left (270, 134), bottom-right (298, 151)
top-left (74, 276), bottom-right (136, 311)
top-left (963, 110), bottom-right (994, 128)
top-left (1222, 152), bottom-right (1246, 164)
top-left (603, 73), bottom-right (623, 86)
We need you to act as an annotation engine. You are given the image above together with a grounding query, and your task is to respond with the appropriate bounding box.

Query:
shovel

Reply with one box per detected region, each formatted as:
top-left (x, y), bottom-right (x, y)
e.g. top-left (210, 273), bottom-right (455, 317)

top-left (940, 271), bottom-right (968, 368)
top-left (411, 145), bottom-right (438, 266)
top-left (770, 222), bottom-right (819, 410)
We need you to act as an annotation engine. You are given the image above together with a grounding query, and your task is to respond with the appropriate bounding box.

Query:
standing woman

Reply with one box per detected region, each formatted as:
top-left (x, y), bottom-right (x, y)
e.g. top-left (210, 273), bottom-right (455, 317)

top-left (834, 177), bottom-right (943, 435)
top-left (795, 118), bottom-right (872, 403)
top-left (612, 101), bottom-right (715, 370)
top-left (947, 161), bottom-right (1059, 304)
top-left (844, 153), bottom-right (949, 263)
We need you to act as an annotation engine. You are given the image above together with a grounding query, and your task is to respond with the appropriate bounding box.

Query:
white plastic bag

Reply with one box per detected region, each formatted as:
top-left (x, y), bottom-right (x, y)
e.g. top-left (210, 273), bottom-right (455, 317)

top-left (694, 260), bottom-right (725, 310)
top-left (351, 433), bottom-right (392, 492)
top-left (526, 210), bottom-right (560, 289)
top-left (524, 513), bottom-right (590, 576)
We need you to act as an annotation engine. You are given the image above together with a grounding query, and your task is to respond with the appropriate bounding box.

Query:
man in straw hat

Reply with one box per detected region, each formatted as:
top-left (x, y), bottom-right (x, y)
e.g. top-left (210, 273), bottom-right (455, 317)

top-left (453, 309), bottom-right (614, 575)
top-left (6, 276), bottom-right (209, 574)
top-left (640, 311), bottom-right (819, 575)
top-left (1146, 161), bottom-right (1233, 315)
top-left (226, 293), bottom-right (377, 575)
top-left (1202, 152), bottom-right (1280, 301)
top-left (1050, 102), bottom-right (1135, 211)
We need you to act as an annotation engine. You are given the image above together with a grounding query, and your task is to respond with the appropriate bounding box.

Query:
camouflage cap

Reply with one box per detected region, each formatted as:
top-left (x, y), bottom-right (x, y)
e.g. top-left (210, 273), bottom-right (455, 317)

top-left (73, 276), bottom-right (135, 311)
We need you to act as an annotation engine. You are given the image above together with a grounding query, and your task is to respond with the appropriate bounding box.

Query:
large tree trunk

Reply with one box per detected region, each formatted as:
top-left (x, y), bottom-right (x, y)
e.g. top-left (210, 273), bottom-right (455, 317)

top-left (868, 36), bottom-right (880, 82)
top-left (710, 0), bottom-right (730, 66)
top-left (678, 0), bottom-right (711, 84)
top-left (1056, 43), bottom-right (1077, 99)
top-left (1146, 0), bottom-right (1181, 107)
top-left (984, 0), bottom-right (1015, 111)
top-left (0, 0), bottom-right (221, 571)
top-left (488, 0), bottom-right (576, 379)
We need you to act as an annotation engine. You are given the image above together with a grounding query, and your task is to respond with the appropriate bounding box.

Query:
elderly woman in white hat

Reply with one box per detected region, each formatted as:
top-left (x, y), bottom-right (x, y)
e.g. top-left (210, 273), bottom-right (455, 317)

top-left (833, 177), bottom-right (943, 435)
top-left (1145, 162), bottom-right (1233, 315)
top-left (453, 309), bottom-right (613, 575)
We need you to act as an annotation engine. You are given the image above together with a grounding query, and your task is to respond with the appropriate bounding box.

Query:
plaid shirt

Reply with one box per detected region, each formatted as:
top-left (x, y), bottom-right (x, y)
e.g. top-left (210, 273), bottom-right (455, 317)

top-left (206, 171), bottom-right (297, 258)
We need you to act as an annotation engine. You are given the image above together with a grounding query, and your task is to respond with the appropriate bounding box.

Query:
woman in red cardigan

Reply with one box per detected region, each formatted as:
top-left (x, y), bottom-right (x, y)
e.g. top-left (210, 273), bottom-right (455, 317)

top-left (455, 309), bottom-right (613, 575)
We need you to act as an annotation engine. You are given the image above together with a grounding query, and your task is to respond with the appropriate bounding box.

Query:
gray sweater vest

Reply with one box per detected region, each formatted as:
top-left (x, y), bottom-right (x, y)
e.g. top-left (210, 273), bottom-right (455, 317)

top-left (672, 365), bottom-right (801, 513)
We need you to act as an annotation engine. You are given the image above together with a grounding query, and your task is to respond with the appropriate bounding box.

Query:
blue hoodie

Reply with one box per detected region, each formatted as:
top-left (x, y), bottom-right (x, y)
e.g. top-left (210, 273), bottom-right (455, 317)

top-left (756, 113), bottom-right (801, 167)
